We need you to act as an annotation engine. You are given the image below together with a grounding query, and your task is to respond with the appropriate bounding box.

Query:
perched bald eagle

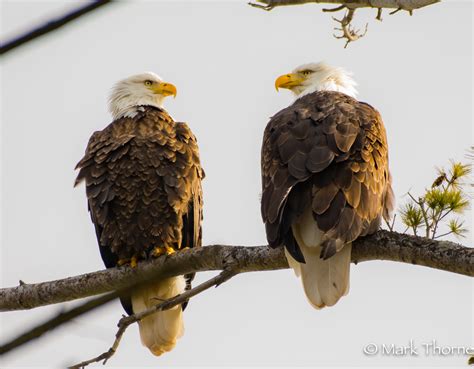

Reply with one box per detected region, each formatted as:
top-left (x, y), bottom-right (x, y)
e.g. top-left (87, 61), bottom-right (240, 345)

top-left (75, 72), bottom-right (203, 355)
top-left (261, 62), bottom-right (394, 308)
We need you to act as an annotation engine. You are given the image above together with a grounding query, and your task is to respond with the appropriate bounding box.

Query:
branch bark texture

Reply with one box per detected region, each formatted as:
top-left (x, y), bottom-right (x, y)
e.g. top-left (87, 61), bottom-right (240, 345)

top-left (1, 231), bottom-right (472, 312)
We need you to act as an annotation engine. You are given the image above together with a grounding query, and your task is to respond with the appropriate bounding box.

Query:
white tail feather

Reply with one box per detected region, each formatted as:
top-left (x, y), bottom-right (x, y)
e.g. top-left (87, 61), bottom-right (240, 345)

top-left (131, 276), bottom-right (185, 356)
top-left (288, 208), bottom-right (351, 309)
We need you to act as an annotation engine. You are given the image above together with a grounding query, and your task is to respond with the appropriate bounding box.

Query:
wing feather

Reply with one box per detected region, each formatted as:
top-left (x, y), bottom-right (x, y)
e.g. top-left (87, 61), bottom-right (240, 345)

top-left (76, 107), bottom-right (204, 314)
top-left (261, 91), bottom-right (394, 255)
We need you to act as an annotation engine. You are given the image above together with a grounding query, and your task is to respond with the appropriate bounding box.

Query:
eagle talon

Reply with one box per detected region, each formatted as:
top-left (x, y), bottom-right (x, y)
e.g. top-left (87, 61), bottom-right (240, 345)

top-left (117, 258), bottom-right (130, 267)
top-left (117, 255), bottom-right (139, 268)
top-left (151, 245), bottom-right (176, 257)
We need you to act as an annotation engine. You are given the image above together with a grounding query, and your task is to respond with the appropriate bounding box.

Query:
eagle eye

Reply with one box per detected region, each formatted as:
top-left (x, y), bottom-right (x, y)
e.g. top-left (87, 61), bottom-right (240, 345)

top-left (300, 70), bottom-right (314, 76)
top-left (144, 80), bottom-right (153, 86)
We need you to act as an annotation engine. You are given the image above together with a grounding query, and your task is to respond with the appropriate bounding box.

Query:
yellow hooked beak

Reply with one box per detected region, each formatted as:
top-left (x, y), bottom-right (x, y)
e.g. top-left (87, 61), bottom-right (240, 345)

top-left (274, 73), bottom-right (305, 91)
top-left (152, 81), bottom-right (177, 98)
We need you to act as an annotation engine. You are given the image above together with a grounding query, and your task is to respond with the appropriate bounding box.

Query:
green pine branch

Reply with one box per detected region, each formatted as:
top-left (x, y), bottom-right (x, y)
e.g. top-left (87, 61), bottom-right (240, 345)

top-left (395, 159), bottom-right (471, 240)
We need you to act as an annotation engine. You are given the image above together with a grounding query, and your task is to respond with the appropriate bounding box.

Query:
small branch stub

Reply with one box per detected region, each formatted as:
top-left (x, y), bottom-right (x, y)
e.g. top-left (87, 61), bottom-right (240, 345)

top-left (248, 1), bottom-right (275, 10)
top-left (376, 8), bottom-right (383, 20)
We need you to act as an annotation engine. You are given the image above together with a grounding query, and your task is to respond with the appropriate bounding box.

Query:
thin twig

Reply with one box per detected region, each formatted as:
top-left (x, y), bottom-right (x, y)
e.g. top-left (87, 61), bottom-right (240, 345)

top-left (408, 192), bottom-right (431, 238)
top-left (383, 214), bottom-right (396, 232)
top-left (389, 7), bottom-right (402, 15)
top-left (437, 208), bottom-right (454, 224)
top-left (431, 206), bottom-right (451, 239)
top-left (433, 231), bottom-right (455, 240)
top-left (68, 269), bottom-right (237, 368)
top-left (1, 1), bottom-right (113, 56)
top-left (322, 5), bottom-right (345, 12)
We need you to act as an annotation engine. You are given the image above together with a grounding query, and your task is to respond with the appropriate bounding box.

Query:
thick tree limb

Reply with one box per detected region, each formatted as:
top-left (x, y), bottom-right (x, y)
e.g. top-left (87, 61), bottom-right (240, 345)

top-left (67, 269), bottom-right (236, 368)
top-left (1, 231), bottom-right (472, 313)
top-left (0, 1), bottom-right (112, 56)
top-left (0, 231), bottom-right (472, 358)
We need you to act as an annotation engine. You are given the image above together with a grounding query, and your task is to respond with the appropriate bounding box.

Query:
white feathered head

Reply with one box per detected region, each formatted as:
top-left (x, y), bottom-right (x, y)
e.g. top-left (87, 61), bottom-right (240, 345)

top-left (275, 62), bottom-right (357, 99)
top-left (108, 72), bottom-right (177, 119)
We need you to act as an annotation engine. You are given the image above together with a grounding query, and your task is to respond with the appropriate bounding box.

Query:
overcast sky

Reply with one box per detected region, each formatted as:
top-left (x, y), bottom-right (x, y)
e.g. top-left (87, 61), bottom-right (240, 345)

top-left (1, 1), bottom-right (472, 368)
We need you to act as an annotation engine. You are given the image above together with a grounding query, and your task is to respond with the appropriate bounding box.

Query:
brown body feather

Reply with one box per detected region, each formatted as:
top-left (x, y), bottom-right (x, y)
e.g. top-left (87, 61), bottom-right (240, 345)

top-left (261, 91), bottom-right (394, 307)
top-left (75, 105), bottom-right (203, 354)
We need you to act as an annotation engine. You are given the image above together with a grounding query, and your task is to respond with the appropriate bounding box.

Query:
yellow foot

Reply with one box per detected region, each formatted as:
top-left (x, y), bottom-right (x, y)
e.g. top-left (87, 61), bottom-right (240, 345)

top-left (151, 245), bottom-right (176, 257)
top-left (117, 255), bottom-right (139, 268)
top-left (117, 258), bottom-right (130, 266)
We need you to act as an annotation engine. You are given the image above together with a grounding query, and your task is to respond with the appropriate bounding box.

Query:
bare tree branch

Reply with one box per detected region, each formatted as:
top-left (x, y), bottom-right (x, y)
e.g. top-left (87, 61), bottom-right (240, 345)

top-left (0, 0), bottom-right (113, 56)
top-left (248, 0), bottom-right (440, 46)
top-left (1, 231), bottom-right (472, 314)
top-left (248, 0), bottom-right (440, 11)
top-left (67, 269), bottom-right (236, 368)
top-left (0, 230), bottom-right (472, 357)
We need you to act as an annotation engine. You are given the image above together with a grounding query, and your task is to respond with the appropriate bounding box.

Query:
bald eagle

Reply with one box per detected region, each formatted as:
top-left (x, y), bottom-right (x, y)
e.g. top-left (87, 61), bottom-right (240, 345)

top-left (75, 72), bottom-right (203, 355)
top-left (261, 62), bottom-right (394, 308)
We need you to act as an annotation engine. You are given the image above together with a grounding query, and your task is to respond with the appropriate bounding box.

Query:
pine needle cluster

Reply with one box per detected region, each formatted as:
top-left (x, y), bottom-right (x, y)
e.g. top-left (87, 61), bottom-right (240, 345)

top-left (398, 161), bottom-right (471, 239)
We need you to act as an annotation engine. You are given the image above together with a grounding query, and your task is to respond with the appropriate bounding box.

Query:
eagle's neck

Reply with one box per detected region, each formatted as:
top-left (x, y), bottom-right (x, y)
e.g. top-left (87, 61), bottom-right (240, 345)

top-left (112, 104), bottom-right (162, 119)
top-left (297, 81), bottom-right (357, 99)
top-left (295, 71), bottom-right (358, 99)
top-left (109, 92), bottom-right (165, 120)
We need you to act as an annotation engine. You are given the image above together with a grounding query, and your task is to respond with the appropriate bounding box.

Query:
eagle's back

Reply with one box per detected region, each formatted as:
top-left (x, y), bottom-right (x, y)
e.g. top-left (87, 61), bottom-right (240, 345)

top-left (261, 91), bottom-right (394, 260)
top-left (76, 105), bottom-right (203, 268)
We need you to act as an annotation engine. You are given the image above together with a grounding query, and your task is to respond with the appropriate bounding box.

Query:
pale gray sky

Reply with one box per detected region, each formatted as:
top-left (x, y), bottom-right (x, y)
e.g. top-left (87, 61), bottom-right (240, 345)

top-left (1, 1), bottom-right (472, 368)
